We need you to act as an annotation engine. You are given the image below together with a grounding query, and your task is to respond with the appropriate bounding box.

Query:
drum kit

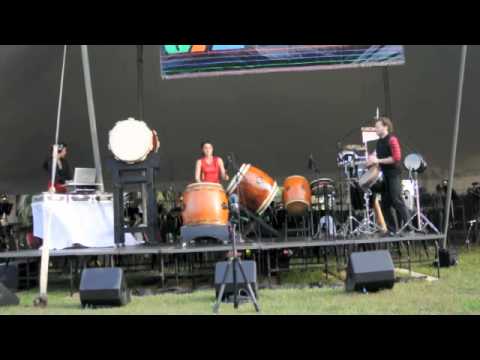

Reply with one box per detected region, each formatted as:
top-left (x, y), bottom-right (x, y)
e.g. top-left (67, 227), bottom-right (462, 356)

top-left (336, 146), bottom-right (386, 237)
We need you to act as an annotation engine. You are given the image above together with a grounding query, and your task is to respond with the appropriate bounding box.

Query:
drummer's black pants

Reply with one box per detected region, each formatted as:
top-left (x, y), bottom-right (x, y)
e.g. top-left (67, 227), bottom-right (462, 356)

top-left (381, 172), bottom-right (410, 233)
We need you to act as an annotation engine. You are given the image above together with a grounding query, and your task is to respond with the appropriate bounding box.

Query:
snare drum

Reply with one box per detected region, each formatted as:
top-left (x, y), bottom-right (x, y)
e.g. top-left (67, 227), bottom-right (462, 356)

top-left (181, 183), bottom-right (229, 226)
top-left (226, 164), bottom-right (278, 215)
top-left (283, 176), bottom-right (312, 215)
top-left (109, 118), bottom-right (160, 164)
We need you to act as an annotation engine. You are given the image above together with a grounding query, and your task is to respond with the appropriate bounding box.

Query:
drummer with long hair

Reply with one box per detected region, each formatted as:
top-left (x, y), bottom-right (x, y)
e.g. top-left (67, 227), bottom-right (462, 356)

top-left (195, 141), bottom-right (229, 184)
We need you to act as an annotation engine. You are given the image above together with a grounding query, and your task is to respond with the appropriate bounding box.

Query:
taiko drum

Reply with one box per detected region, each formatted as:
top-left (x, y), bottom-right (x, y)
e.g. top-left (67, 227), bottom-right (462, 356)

top-left (283, 175), bottom-right (312, 215)
top-left (226, 164), bottom-right (278, 215)
top-left (181, 183), bottom-right (229, 226)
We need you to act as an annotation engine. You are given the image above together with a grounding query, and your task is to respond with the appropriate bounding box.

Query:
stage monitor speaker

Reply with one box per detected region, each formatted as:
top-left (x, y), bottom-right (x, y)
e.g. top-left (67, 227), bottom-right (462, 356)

top-left (79, 268), bottom-right (131, 308)
top-left (0, 263), bottom-right (18, 291)
top-left (0, 283), bottom-right (20, 307)
top-left (346, 251), bottom-right (395, 292)
top-left (214, 261), bottom-right (258, 301)
top-left (0, 261), bottom-right (38, 291)
top-left (438, 248), bottom-right (458, 267)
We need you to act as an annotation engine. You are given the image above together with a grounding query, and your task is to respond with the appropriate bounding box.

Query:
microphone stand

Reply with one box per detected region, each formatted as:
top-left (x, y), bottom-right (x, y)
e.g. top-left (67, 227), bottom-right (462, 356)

top-left (213, 163), bottom-right (260, 313)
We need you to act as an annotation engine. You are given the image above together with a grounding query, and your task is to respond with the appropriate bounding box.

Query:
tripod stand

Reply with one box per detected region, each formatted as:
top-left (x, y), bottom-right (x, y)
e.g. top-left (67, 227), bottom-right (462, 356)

top-left (213, 206), bottom-right (260, 313)
top-left (213, 153), bottom-right (260, 313)
top-left (398, 170), bottom-right (440, 234)
top-left (354, 188), bottom-right (385, 236)
top-left (339, 161), bottom-right (363, 237)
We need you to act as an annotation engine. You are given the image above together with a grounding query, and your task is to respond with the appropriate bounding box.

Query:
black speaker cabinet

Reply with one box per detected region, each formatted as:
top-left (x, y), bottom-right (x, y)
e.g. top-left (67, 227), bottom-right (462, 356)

top-left (79, 268), bottom-right (131, 308)
top-left (438, 248), bottom-right (458, 267)
top-left (0, 283), bottom-right (19, 307)
top-left (214, 261), bottom-right (258, 301)
top-left (0, 261), bottom-right (38, 291)
top-left (346, 251), bottom-right (395, 292)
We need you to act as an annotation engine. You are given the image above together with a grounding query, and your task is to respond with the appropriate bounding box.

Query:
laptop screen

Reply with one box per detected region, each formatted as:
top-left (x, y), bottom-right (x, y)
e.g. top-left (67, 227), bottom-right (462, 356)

top-left (74, 168), bottom-right (96, 184)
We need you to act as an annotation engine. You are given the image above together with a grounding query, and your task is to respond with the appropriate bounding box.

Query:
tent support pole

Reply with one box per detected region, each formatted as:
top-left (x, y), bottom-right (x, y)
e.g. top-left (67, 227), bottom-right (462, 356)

top-left (382, 67), bottom-right (392, 118)
top-left (137, 45), bottom-right (144, 120)
top-left (443, 45), bottom-right (468, 249)
top-left (80, 45), bottom-right (104, 192)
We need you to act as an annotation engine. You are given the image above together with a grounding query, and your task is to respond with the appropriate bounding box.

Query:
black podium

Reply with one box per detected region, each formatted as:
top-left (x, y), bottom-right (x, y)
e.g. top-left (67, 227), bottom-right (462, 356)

top-left (108, 152), bottom-right (160, 246)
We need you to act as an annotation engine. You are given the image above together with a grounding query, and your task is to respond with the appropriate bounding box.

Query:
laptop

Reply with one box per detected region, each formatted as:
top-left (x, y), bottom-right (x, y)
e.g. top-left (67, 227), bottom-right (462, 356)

top-left (71, 168), bottom-right (97, 186)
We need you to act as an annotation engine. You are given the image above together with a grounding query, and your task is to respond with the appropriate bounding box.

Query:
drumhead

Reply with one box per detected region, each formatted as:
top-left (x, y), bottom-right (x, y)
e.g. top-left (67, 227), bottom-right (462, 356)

top-left (109, 118), bottom-right (153, 163)
top-left (404, 153), bottom-right (427, 173)
top-left (186, 182), bottom-right (224, 191)
top-left (226, 164), bottom-right (250, 195)
top-left (311, 178), bottom-right (334, 186)
top-left (285, 175), bottom-right (308, 181)
top-left (257, 182), bottom-right (279, 215)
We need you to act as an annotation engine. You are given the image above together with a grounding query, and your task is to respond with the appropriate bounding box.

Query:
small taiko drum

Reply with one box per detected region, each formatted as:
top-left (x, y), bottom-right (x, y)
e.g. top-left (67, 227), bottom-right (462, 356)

top-left (283, 176), bottom-right (312, 215)
top-left (181, 183), bottom-right (229, 226)
top-left (109, 118), bottom-right (160, 164)
top-left (226, 164), bottom-right (278, 215)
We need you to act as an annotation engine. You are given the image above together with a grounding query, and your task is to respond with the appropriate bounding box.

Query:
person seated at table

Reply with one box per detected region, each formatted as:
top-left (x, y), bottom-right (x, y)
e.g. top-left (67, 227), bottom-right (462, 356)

top-left (42, 142), bottom-right (72, 194)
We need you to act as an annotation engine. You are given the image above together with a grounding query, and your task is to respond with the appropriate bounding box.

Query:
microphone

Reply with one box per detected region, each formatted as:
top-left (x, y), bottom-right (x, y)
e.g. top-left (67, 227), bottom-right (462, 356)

top-left (308, 154), bottom-right (314, 170)
top-left (229, 193), bottom-right (240, 214)
top-left (226, 153), bottom-right (234, 172)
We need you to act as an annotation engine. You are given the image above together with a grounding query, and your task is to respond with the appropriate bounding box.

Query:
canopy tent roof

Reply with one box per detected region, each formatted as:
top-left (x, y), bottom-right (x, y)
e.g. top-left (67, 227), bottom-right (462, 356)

top-left (0, 45), bottom-right (478, 194)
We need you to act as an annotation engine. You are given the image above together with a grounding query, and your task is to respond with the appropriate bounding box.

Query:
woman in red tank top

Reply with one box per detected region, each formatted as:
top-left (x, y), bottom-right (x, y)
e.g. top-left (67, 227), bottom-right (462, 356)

top-left (195, 141), bottom-right (229, 184)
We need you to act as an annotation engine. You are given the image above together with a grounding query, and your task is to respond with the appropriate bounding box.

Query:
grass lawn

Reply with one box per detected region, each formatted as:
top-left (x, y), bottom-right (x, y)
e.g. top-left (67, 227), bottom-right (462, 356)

top-left (1, 245), bottom-right (479, 315)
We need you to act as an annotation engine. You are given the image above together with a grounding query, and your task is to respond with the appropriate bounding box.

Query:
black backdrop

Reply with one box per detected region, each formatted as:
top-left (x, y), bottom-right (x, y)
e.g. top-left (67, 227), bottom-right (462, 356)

top-left (0, 45), bottom-right (478, 194)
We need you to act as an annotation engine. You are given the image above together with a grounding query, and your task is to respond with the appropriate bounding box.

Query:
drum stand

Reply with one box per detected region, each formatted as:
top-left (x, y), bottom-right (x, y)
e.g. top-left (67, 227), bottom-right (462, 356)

top-left (398, 170), bottom-right (440, 234)
top-left (108, 153), bottom-right (160, 246)
top-left (353, 190), bottom-right (384, 236)
top-left (339, 163), bottom-right (363, 237)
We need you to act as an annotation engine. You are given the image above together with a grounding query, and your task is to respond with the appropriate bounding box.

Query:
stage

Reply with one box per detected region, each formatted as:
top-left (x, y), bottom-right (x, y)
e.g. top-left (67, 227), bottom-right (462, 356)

top-left (0, 233), bottom-right (443, 295)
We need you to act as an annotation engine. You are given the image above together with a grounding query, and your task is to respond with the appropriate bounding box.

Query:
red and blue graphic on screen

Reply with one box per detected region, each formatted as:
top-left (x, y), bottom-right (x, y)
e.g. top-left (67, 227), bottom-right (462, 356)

top-left (160, 45), bottom-right (405, 79)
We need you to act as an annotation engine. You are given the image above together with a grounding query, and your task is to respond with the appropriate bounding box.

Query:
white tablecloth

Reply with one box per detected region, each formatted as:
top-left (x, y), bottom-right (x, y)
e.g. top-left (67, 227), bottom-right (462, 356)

top-left (32, 194), bottom-right (143, 250)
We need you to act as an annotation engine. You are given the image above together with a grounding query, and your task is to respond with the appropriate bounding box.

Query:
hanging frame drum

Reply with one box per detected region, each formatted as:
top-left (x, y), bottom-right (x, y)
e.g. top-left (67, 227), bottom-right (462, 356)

top-left (404, 153), bottom-right (427, 174)
top-left (109, 118), bottom-right (160, 164)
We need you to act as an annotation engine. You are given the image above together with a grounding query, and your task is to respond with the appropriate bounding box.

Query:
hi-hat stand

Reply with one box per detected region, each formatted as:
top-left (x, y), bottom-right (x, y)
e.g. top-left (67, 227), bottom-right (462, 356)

top-left (354, 189), bottom-right (384, 236)
top-left (398, 169), bottom-right (440, 234)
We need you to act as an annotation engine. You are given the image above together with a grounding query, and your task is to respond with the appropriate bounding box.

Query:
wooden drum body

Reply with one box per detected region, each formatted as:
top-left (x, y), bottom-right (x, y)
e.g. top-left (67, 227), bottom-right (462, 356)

top-left (283, 176), bottom-right (312, 215)
top-left (226, 164), bottom-right (278, 215)
top-left (181, 183), bottom-right (229, 226)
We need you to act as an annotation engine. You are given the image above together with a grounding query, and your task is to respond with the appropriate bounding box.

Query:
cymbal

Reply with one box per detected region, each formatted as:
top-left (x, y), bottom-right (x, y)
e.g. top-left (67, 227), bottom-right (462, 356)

top-left (344, 144), bottom-right (367, 151)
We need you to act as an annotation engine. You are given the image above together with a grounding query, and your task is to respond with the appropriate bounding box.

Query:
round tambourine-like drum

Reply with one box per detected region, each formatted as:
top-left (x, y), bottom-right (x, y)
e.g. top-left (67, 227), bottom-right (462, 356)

top-left (109, 118), bottom-right (160, 164)
top-left (226, 164), bottom-right (278, 215)
top-left (283, 176), bottom-right (312, 215)
top-left (181, 183), bottom-right (229, 226)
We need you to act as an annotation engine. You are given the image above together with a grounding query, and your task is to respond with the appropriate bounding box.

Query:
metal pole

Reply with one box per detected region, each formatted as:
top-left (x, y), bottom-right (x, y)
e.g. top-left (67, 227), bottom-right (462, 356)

top-left (382, 67), bottom-right (392, 118)
top-left (137, 45), bottom-right (144, 120)
top-left (443, 45), bottom-right (468, 249)
top-left (80, 45), bottom-right (105, 192)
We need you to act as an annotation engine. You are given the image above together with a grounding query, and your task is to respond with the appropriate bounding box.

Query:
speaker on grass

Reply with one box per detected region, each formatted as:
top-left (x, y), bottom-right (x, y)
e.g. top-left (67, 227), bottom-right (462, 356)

top-left (346, 251), bottom-right (395, 293)
top-left (0, 283), bottom-right (19, 307)
top-left (214, 261), bottom-right (258, 301)
top-left (437, 248), bottom-right (458, 267)
top-left (79, 268), bottom-right (130, 308)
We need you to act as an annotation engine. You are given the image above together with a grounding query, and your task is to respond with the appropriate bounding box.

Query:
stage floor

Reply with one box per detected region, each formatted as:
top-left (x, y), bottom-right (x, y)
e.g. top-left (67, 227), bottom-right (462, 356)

top-left (0, 233), bottom-right (443, 259)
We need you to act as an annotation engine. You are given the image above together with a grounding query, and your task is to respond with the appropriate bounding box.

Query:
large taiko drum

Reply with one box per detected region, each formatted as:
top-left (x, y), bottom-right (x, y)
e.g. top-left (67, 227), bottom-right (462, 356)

top-left (109, 118), bottom-right (160, 164)
top-left (283, 176), bottom-right (312, 215)
top-left (181, 183), bottom-right (229, 226)
top-left (226, 164), bottom-right (278, 215)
